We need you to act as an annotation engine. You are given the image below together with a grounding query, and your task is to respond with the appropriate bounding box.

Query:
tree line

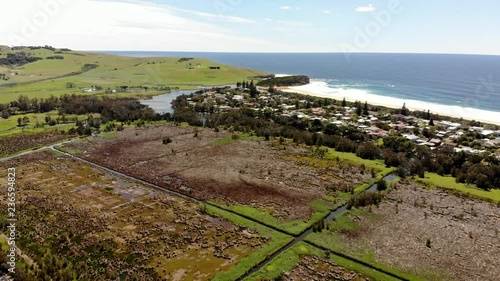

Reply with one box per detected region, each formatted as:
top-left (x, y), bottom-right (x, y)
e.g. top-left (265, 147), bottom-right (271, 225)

top-left (0, 52), bottom-right (42, 66)
top-left (171, 93), bottom-right (500, 191)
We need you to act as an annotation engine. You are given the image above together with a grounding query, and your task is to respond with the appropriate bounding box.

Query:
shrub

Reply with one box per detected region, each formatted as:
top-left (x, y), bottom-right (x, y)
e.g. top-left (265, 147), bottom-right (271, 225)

top-left (163, 137), bottom-right (172, 145)
top-left (347, 192), bottom-right (383, 209)
top-left (377, 179), bottom-right (388, 191)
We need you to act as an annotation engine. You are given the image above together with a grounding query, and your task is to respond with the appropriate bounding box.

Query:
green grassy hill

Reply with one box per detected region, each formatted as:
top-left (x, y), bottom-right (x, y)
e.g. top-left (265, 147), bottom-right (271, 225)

top-left (0, 46), bottom-right (268, 102)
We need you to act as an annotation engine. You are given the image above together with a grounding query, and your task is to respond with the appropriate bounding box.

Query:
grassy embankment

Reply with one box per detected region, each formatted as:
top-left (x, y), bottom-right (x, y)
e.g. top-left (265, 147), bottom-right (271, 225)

top-left (206, 205), bottom-right (293, 281)
top-left (416, 172), bottom-right (500, 204)
top-left (246, 242), bottom-right (406, 281)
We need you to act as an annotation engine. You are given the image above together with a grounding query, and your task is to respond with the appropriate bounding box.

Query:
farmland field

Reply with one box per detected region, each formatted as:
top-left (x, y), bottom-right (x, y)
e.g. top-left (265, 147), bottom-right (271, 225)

top-left (0, 47), bottom-right (268, 102)
top-left (0, 151), bottom-right (290, 280)
top-left (62, 124), bottom-right (383, 235)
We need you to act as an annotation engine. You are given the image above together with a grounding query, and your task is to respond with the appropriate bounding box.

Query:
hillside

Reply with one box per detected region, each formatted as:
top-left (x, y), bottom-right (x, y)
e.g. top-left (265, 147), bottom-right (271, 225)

top-left (0, 46), bottom-right (269, 102)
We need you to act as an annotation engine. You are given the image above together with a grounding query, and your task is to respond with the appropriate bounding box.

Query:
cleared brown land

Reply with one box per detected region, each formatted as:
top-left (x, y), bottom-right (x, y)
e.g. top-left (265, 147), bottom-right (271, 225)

top-left (0, 131), bottom-right (68, 157)
top-left (284, 256), bottom-right (369, 281)
top-left (329, 181), bottom-right (500, 281)
top-left (0, 151), bottom-right (272, 280)
top-left (66, 125), bottom-right (370, 221)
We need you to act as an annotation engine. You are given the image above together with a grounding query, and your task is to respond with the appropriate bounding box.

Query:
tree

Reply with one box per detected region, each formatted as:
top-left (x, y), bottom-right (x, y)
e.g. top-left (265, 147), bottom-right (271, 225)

top-left (342, 97), bottom-right (346, 107)
top-left (363, 101), bottom-right (369, 115)
top-left (429, 117), bottom-right (435, 126)
top-left (401, 103), bottom-right (408, 116)
top-left (250, 85), bottom-right (259, 98)
top-left (324, 123), bottom-right (339, 135)
top-left (356, 103), bottom-right (362, 116)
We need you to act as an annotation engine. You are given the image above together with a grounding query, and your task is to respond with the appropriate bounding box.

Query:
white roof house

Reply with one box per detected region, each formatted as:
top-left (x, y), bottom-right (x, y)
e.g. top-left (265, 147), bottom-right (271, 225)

top-left (481, 130), bottom-right (494, 136)
top-left (403, 134), bottom-right (420, 142)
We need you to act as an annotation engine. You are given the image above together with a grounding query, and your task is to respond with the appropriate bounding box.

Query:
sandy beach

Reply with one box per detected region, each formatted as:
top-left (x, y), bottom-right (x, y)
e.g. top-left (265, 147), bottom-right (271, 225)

top-left (282, 81), bottom-right (500, 126)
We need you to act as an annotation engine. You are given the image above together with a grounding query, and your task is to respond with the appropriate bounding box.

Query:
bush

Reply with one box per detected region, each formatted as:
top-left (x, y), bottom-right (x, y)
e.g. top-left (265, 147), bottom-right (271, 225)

top-left (231, 134), bottom-right (240, 140)
top-left (347, 192), bottom-right (383, 209)
top-left (163, 137), bottom-right (172, 145)
top-left (377, 179), bottom-right (388, 191)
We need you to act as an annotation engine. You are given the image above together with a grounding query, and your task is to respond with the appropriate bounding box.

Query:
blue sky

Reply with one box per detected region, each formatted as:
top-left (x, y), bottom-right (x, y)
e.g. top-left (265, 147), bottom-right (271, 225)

top-left (2, 0), bottom-right (500, 54)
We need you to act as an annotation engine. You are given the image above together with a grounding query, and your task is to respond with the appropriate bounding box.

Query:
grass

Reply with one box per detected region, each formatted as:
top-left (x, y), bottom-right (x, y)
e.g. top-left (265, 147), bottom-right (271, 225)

top-left (206, 205), bottom-right (293, 281)
top-left (0, 111), bottom-right (96, 137)
top-left (416, 172), bottom-right (500, 204)
top-left (246, 241), bottom-right (410, 281)
top-left (245, 242), bottom-right (323, 281)
top-left (212, 198), bottom-right (345, 236)
top-left (324, 147), bottom-right (392, 174)
top-left (327, 252), bottom-right (406, 281)
top-left (55, 145), bottom-right (81, 155)
top-left (0, 49), bottom-right (269, 102)
top-left (0, 230), bottom-right (10, 252)
top-left (354, 169), bottom-right (397, 194)
top-left (209, 133), bottom-right (264, 146)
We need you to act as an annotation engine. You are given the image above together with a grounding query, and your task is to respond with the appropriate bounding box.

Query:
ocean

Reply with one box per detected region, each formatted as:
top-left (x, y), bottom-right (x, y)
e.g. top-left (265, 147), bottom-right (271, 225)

top-left (103, 51), bottom-right (500, 123)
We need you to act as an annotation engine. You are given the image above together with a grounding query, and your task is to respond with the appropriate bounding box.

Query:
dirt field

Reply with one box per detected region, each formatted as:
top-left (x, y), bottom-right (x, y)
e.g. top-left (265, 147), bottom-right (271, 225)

top-left (284, 256), bottom-right (369, 281)
top-left (0, 131), bottom-right (68, 157)
top-left (66, 125), bottom-right (371, 221)
top-left (310, 180), bottom-right (500, 281)
top-left (0, 151), bottom-right (279, 280)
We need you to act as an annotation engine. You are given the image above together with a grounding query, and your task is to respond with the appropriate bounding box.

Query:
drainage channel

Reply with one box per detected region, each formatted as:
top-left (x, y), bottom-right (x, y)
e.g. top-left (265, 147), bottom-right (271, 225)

top-left (237, 174), bottom-right (402, 281)
top-left (47, 147), bottom-right (405, 281)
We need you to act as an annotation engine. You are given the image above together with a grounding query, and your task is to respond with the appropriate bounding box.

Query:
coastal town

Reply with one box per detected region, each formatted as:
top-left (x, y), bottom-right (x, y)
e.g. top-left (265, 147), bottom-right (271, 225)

top-left (183, 83), bottom-right (500, 157)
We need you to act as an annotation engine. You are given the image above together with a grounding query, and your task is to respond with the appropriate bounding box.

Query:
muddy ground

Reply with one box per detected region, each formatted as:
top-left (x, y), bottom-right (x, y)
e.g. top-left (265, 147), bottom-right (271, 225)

top-left (341, 181), bottom-right (500, 281)
top-left (284, 256), bottom-right (369, 281)
top-left (67, 125), bottom-right (370, 220)
top-left (0, 152), bottom-right (272, 281)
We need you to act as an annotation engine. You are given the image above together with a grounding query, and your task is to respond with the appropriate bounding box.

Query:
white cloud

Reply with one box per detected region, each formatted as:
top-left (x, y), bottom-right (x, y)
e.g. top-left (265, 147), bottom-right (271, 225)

top-left (323, 10), bottom-right (331, 14)
top-left (356, 4), bottom-right (375, 12)
top-left (280, 6), bottom-right (300, 10)
top-left (0, 0), bottom-right (291, 52)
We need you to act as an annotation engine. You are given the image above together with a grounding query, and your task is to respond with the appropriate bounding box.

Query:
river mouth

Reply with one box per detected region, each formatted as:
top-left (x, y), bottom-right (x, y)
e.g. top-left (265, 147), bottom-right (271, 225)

top-left (140, 85), bottom-right (237, 114)
top-left (139, 90), bottom-right (194, 114)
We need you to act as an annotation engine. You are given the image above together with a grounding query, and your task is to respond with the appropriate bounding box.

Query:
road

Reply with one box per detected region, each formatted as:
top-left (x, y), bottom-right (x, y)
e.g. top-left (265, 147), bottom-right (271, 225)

top-left (0, 234), bottom-right (34, 267)
top-left (0, 139), bottom-right (76, 163)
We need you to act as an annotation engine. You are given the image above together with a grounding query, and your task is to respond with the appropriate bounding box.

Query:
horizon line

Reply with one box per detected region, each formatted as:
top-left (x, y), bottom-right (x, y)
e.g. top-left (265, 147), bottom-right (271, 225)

top-left (88, 50), bottom-right (500, 57)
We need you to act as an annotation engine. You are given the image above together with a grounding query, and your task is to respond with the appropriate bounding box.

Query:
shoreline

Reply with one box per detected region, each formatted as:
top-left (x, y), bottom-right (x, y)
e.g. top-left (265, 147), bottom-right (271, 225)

top-left (282, 83), bottom-right (500, 126)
